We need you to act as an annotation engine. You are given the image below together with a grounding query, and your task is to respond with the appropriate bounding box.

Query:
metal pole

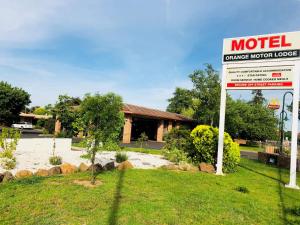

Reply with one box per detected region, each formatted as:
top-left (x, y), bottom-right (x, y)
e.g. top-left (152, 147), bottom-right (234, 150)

top-left (280, 91), bottom-right (293, 154)
top-left (286, 63), bottom-right (300, 189)
top-left (216, 65), bottom-right (227, 175)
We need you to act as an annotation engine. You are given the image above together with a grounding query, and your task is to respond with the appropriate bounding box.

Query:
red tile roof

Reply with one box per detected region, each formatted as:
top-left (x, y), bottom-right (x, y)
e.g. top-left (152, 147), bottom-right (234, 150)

top-left (122, 104), bottom-right (193, 122)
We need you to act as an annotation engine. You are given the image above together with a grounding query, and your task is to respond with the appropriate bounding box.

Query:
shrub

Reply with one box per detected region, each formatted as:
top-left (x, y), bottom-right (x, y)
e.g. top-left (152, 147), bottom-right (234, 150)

top-left (0, 157), bottom-right (16, 170)
top-left (190, 125), bottom-right (240, 173)
top-left (49, 156), bottom-right (62, 165)
top-left (163, 128), bottom-right (193, 153)
top-left (115, 151), bottom-right (128, 163)
top-left (162, 147), bottom-right (189, 164)
top-left (0, 128), bottom-right (20, 170)
top-left (137, 132), bottom-right (148, 148)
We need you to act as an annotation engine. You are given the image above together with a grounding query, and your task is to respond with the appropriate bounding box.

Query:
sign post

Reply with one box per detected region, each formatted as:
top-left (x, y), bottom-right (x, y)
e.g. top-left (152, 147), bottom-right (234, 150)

top-left (217, 31), bottom-right (300, 189)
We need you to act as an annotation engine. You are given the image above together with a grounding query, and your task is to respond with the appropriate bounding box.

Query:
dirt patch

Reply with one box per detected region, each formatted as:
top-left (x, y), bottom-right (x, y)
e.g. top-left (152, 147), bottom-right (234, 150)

top-left (49, 181), bottom-right (62, 185)
top-left (73, 179), bottom-right (103, 188)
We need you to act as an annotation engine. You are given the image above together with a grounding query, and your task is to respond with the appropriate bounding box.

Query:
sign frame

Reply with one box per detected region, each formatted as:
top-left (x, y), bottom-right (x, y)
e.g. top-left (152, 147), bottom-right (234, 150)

top-left (216, 31), bottom-right (300, 190)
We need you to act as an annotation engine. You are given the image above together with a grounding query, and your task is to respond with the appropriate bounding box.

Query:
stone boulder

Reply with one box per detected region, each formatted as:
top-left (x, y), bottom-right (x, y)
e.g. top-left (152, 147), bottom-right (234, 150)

top-left (79, 163), bottom-right (89, 172)
top-left (161, 164), bottom-right (179, 170)
top-left (0, 173), bottom-right (4, 183)
top-left (35, 169), bottom-right (49, 177)
top-left (88, 163), bottom-right (103, 173)
top-left (178, 163), bottom-right (199, 172)
top-left (199, 162), bottom-right (215, 173)
top-left (48, 166), bottom-right (62, 176)
top-left (117, 161), bottom-right (134, 170)
top-left (2, 171), bottom-right (14, 182)
top-left (15, 170), bottom-right (33, 179)
top-left (103, 161), bottom-right (115, 171)
top-left (60, 163), bottom-right (77, 174)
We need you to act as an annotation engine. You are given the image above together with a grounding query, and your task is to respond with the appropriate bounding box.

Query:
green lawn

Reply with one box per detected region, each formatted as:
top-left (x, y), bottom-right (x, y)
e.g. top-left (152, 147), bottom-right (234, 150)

top-left (121, 147), bottom-right (162, 155)
top-left (1, 159), bottom-right (300, 225)
top-left (72, 142), bottom-right (163, 155)
top-left (239, 145), bottom-right (264, 152)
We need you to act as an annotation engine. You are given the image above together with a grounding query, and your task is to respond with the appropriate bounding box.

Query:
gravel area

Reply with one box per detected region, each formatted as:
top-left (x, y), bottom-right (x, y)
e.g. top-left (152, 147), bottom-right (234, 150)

top-left (0, 141), bottom-right (171, 175)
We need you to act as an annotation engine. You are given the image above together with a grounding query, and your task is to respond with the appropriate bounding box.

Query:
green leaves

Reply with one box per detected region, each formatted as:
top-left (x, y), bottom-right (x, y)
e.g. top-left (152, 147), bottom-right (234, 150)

top-left (0, 81), bottom-right (31, 125)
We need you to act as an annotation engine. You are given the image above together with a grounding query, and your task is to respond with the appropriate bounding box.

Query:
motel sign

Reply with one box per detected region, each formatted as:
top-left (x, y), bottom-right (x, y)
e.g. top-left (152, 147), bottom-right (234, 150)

top-left (217, 31), bottom-right (300, 189)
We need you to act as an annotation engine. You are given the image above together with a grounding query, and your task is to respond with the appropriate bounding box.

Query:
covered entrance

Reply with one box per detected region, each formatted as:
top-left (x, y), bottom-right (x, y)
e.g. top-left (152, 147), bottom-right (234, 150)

top-left (131, 117), bottom-right (157, 141)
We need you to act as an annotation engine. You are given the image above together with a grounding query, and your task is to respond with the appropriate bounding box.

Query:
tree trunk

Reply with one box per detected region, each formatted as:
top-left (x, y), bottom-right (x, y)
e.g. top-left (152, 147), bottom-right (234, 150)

top-left (91, 149), bottom-right (96, 185)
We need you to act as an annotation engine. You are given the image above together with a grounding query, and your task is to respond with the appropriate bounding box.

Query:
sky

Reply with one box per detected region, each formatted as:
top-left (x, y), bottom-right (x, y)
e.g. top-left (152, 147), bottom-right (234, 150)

top-left (0, 0), bottom-right (300, 122)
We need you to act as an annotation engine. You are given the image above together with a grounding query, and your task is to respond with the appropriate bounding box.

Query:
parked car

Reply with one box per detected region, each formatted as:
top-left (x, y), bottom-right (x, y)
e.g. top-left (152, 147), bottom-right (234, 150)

top-left (11, 122), bottom-right (33, 129)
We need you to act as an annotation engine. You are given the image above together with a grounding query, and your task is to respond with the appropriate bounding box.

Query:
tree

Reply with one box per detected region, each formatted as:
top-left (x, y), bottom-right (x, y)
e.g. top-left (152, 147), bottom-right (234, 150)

top-left (52, 95), bottom-right (81, 137)
top-left (167, 88), bottom-right (193, 114)
top-left (33, 107), bottom-right (49, 115)
top-left (225, 98), bottom-right (278, 141)
top-left (189, 64), bottom-right (221, 126)
top-left (250, 90), bottom-right (266, 105)
top-left (0, 81), bottom-right (31, 126)
top-left (80, 93), bottom-right (124, 184)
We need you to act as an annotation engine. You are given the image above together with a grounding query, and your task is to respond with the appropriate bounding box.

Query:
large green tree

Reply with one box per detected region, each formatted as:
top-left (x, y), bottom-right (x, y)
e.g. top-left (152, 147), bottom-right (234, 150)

top-left (225, 98), bottom-right (278, 141)
top-left (52, 95), bottom-right (81, 137)
top-left (189, 64), bottom-right (221, 126)
top-left (0, 81), bottom-right (31, 126)
top-left (80, 93), bottom-right (124, 184)
top-left (167, 88), bottom-right (193, 114)
top-left (250, 90), bottom-right (266, 105)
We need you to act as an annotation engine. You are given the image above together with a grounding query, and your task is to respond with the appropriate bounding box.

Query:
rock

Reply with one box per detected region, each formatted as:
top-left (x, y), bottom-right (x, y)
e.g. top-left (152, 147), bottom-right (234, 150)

top-left (48, 166), bottom-right (62, 176)
top-left (0, 173), bottom-right (4, 183)
top-left (103, 161), bottom-right (115, 171)
top-left (79, 163), bottom-right (89, 172)
top-left (178, 162), bottom-right (198, 172)
top-left (117, 160), bottom-right (134, 170)
top-left (60, 163), bottom-right (77, 174)
top-left (161, 164), bottom-right (179, 170)
top-left (88, 163), bottom-right (103, 173)
top-left (2, 171), bottom-right (14, 182)
top-left (35, 169), bottom-right (49, 177)
top-left (199, 162), bottom-right (215, 173)
top-left (15, 170), bottom-right (33, 179)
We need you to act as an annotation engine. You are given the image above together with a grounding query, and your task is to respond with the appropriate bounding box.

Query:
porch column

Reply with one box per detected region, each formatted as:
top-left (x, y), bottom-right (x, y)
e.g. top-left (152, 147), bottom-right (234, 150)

top-left (54, 119), bottom-right (61, 135)
top-left (167, 121), bottom-right (173, 131)
top-left (122, 115), bottom-right (132, 143)
top-left (157, 120), bottom-right (164, 142)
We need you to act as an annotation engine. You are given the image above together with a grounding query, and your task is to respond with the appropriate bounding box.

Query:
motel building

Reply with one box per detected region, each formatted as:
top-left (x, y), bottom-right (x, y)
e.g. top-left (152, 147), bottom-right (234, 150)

top-left (121, 104), bottom-right (195, 144)
top-left (51, 103), bottom-right (195, 144)
top-left (20, 104), bottom-right (195, 143)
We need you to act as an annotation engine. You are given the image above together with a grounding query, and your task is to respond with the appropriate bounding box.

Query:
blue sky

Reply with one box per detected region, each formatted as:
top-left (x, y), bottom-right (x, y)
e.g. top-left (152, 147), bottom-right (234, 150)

top-left (0, 0), bottom-right (299, 120)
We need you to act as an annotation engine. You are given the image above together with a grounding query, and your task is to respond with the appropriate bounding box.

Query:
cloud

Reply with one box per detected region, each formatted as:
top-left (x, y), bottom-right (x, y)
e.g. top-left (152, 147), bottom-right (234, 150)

top-left (1, 0), bottom-right (300, 111)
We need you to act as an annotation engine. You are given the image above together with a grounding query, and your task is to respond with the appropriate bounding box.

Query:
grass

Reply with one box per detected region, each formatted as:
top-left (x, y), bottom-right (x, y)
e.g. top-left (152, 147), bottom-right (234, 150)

top-left (121, 147), bottom-right (162, 155)
top-left (72, 142), bottom-right (163, 155)
top-left (239, 145), bottom-right (264, 152)
top-left (1, 159), bottom-right (300, 225)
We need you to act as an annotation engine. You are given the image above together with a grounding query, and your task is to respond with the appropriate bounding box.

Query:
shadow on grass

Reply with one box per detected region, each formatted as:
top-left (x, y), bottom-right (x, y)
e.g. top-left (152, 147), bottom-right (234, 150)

top-left (239, 163), bottom-right (294, 224)
top-left (239, 163), bottom-right (284, 184)
top-left (108, 170), bottom-right (125, 225)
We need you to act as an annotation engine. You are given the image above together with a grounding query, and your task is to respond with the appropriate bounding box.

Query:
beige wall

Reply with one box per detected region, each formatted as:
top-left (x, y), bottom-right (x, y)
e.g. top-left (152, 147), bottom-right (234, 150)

top-left (157, 120), bottom-right (164, 142)
top-left (122, 115), bottom-right (132, 143)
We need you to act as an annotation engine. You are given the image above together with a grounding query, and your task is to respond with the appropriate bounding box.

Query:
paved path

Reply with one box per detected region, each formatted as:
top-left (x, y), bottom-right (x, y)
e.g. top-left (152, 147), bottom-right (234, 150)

top-left (240, 150), bottom-right (258, 160)
top-left (0, 146), bottom-right (171, 175)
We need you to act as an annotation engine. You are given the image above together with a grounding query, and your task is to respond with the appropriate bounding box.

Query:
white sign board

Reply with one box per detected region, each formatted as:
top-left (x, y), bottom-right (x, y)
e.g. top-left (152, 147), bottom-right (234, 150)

top-left (223, 31), bottom-right (300, 62)
top-left (216, 31), bottom-right (300, 190)
top-left (225, 64), bottom-right (294, 89)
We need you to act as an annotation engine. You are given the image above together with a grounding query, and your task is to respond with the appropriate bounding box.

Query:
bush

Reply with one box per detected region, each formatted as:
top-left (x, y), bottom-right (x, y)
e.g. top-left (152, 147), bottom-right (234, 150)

top-left (137, 132), bottom-right (148, 148)
top-left (49, 156), bottom-right (62, 165)
top-left (0, 128), bottom-right (20, 170)
top-left (0, 157), bottom-right (16, 170)
top-left (163, 128), bottom-right (193, 153)
top-left (190, 125), bottom-right (240, 173)
top-left (115, 152), bottom-right (128, 163)
top-left (162, 147), bottom-right (189, 164)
